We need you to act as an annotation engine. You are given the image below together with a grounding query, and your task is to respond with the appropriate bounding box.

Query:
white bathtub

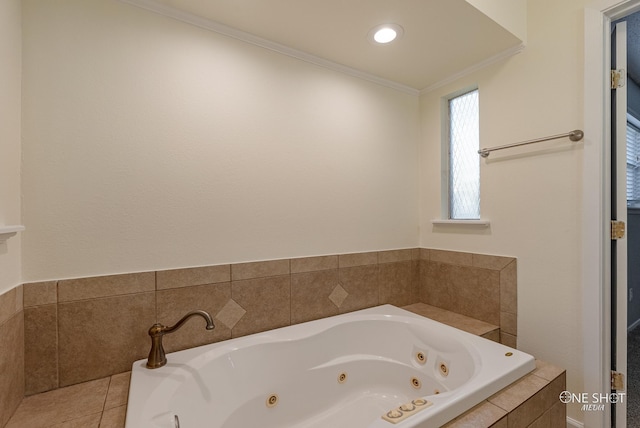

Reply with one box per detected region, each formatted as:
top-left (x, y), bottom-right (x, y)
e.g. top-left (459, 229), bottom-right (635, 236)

top-left (125, 305), bottom-right (535, 428)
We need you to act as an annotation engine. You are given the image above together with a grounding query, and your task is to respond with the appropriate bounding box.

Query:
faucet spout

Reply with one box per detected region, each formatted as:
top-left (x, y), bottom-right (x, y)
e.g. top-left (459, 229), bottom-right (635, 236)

top-left (162, 310), bottom-right (215, 334)
top-left (146, 310), bottom-right (215, 369)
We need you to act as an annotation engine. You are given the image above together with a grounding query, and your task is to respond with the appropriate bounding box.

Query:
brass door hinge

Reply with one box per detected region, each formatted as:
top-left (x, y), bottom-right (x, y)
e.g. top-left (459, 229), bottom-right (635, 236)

top-left (612, 69), bottom-right (626, 89)
top-left (611, 220), bottom-right (626, 240)
top-left (612, 370), bottom-right (625, 390)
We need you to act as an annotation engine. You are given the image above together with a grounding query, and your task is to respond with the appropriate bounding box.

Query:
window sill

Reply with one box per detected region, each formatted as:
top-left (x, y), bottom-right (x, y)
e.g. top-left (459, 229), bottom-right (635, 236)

top-left (431, 219), bottom-right (490, 227)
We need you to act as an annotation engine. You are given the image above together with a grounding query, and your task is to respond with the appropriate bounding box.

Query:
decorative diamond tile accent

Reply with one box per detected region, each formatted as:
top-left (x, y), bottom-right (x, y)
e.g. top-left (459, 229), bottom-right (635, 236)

top-left (328, 284), bottom-right (348, 308)
top-left (216, 299), bottom-right (246, 329)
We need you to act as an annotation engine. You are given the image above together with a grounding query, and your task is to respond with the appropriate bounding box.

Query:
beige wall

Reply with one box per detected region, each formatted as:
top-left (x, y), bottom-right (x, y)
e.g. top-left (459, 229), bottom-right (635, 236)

top-left (420, 0), bottom-right (586, 421)
top-left (21, 0), bottom-right (420, 281)
top-left (0, 0), bottom-right (23, 295)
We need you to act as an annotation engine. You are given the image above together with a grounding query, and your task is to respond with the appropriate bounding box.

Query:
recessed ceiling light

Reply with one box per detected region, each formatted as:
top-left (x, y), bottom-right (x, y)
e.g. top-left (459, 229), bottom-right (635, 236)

top-left (368, 24), bottom-right (404, 44)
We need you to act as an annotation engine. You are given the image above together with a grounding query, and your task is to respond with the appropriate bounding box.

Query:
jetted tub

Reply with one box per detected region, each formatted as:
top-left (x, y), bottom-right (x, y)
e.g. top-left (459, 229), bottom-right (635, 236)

top-left (126, 305), bottom-right (535, 428)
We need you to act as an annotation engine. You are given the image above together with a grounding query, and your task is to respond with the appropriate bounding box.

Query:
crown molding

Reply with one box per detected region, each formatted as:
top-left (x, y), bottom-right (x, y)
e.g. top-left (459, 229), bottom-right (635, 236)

top-left (119, 0), bottom-right (524, 98)
top-left (419, 43), bottom-right (526, 95)
top-left (118, 0), bottom-right (420, 96)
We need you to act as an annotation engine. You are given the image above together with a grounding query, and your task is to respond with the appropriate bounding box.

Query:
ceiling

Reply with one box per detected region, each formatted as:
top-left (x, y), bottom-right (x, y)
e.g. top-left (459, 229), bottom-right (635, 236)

top-left (126, 0), bottom-right (524, 92)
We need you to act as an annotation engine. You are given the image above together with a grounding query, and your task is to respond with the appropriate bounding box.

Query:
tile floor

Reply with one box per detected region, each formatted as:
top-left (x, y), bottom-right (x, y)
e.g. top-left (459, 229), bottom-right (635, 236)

top-left (5, 372), bottom-right (130, 428)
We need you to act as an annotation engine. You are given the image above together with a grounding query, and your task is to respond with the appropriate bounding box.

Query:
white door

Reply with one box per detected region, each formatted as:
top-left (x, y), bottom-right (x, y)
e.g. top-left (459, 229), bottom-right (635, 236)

top-left (612, 20), bottom-right (629, 428)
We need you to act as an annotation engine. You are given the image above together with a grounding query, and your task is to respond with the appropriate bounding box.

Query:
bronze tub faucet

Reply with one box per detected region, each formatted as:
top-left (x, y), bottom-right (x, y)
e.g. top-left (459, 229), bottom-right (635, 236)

top-left (146, 310), bottom-right (215, 369)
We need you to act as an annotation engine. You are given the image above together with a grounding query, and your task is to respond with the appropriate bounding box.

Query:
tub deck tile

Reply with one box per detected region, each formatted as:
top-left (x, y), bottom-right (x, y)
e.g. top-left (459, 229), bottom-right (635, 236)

top-left (5, 378), bottom-right (109, 428)
top-left (99, 405), bottom-right (127, 428)
top-left (402, 302), bottom-right (499, 337)
top-left (442, 400), bottom-right (507, 427)
top-left (488, 374), bottom-right (549, 413)
top-left (104, 372), bottom-right (131, 410)
top-left (530, 359), bottom-right (565, 382)
top-left (50, 413), bottom-right (102, 428)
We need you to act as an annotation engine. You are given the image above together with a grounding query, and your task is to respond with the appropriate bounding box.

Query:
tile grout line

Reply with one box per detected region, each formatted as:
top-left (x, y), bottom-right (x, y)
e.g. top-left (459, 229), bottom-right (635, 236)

top-left (154, 271), bottom-right (158, 324)
top-left (376, 252), bottom-right (381, 306)
top-left (55, 280), bottom-right (60, 391)
top-left (98, 375), bottom-right (114, 427)
top-left (288, 259), bottom-right (292, 327)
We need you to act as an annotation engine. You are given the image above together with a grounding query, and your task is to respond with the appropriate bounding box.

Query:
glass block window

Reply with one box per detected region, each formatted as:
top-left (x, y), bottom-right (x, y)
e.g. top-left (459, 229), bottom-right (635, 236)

top-left (627, 118), bottom-right (640, 203)
top-left (448, 89), bottom-right (480, 219)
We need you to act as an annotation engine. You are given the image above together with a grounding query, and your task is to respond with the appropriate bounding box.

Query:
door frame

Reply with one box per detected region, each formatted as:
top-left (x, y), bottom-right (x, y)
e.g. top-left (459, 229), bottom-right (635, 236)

top-left (584, 1), bottom-right (640, 427)
top-left (612, 19), bottom-right (628, 428)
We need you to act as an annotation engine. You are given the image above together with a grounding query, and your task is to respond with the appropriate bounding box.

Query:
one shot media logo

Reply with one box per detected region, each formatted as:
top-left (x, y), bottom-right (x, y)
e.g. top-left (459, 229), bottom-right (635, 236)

top-left (559, 391), bottom-right (626, 411)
